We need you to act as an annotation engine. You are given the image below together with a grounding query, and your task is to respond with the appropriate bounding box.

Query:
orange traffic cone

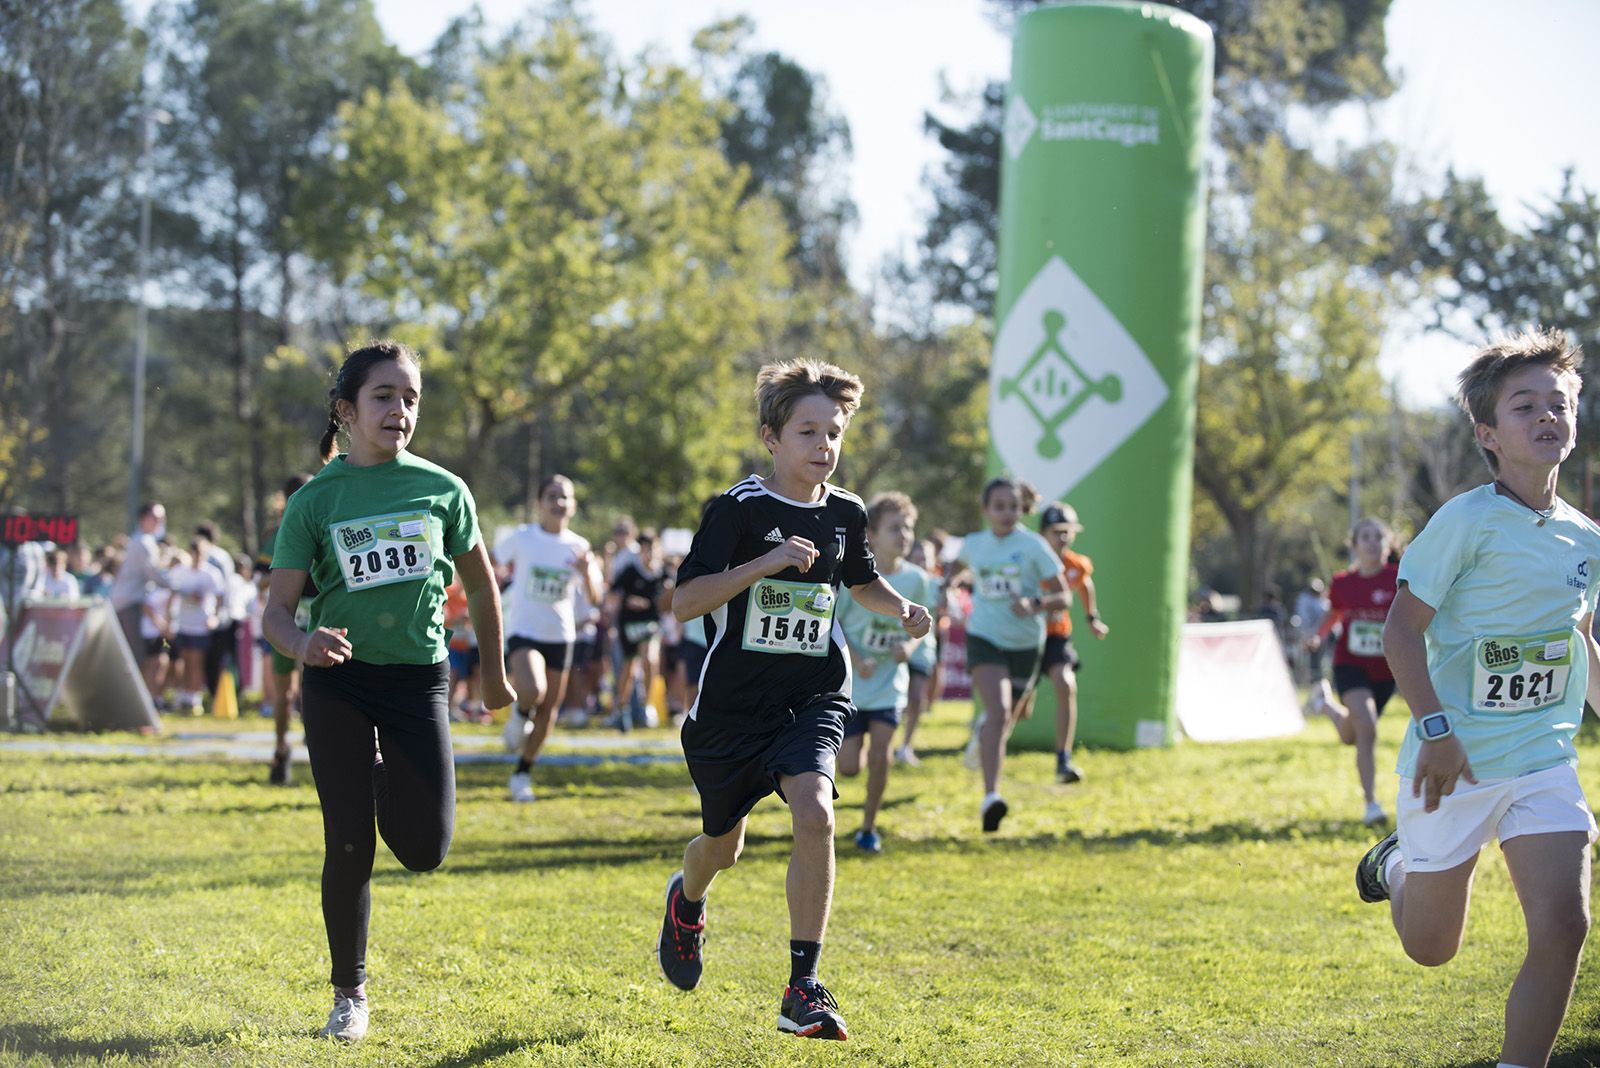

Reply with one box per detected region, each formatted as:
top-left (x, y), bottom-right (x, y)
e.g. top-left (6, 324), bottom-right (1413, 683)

top-left (213, 670), bottom-right (239, 720)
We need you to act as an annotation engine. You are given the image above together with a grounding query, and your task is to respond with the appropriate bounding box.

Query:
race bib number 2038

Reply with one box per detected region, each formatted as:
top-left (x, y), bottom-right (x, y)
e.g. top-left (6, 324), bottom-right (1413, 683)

top-left (331, 511), bottom-right (434, 591)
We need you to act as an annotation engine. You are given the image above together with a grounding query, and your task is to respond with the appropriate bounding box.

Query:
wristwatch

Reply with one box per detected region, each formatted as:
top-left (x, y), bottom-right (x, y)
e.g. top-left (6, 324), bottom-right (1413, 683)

top-left (1416, 712), bottom-right (1453, 742)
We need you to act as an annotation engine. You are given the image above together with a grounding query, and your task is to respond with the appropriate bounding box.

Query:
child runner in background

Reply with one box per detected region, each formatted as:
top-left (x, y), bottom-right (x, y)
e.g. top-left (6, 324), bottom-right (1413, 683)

top-left (140, 576), bottom-right (173, 708)
top-left (264, 340), bottom-right (514, 1044)
top-left (609, 530), bottom-right (668, 731)
top-left (1358, 329), bottom-right (1598, 1068)
top-left (835, 491), bottom-right (938, 853)
top-left (497, 474), bottom-right (600, 803)
top-left (1306, 518), bottom-right (1399, 826)
top-left (167, 544), bottom-right (224, 715)
top-left (1035, 502), bottom-right (1109, 784)
top-left (443, 578), bottom-right (483, 723)
top-left (655, 360), bottom-right (930, 1041)
top-left (562, 573), bottom-right (604, 727)
top-left (895, 535), bottom-right (947, 766)
top-left (950, 478), bottom-right (1067, 833)
top-left (258, 473), bottom-right (315, 786)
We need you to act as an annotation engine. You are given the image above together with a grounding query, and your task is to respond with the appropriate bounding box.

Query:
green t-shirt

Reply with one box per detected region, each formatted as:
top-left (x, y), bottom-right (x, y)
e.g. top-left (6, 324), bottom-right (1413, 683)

top-left (958, 527), bottom-right (1062, 651)
top-left (271, 451), bottom-right (479, 666)
top-left (1396, 483), bottom-right (1600, 780)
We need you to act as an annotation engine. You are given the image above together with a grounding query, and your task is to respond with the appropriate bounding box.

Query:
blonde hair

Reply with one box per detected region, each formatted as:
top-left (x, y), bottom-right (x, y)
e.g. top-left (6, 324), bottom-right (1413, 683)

top-left (755, 359), bottom-right (863, 437)
top-left (1455, 328), bottom-right (1582, 474)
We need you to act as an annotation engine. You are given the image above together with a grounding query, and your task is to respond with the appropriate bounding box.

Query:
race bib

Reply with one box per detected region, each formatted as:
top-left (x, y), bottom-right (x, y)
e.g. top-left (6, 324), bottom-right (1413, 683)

top-left (525, 565), bottom-right (570, 603)
top-left (331, 511), bottom-right (434, 592)
top-left (623, 620), bottom-right (661, 644)
top-left (1347, 619), bottom-right (1384, 658)
top-left (1471, 630), bottom-right (1572, 713)
top-left (862, 617), bottom-right (904, 654)
top-left (976, 565), bottom-right (1023, 601)
top-left (743, 579), bottom-right (834, 656)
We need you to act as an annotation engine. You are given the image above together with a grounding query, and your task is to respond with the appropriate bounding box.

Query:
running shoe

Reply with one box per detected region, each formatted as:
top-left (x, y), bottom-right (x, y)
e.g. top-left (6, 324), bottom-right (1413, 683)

top-left (962, 730), bottom-right (981, 771)
top-left (853, 828), bottom-right (882, 854)
top-left (320, 993), bottom-right (368, 1042)
top-left (778, 977), bottom-right (848, 1040)
top-left (501, 709), bottom-right (531, 753)
top-left (269, 746), bottom-right (291, 787)
top-left (1362, 800), bottom-right (1387, 827)
top-left (981, 792), bottom-right (1008, 833)
top-left (1056, 756), bottom-right (1084, 784)
top-left (1304, 679), bottom-right (1333, 718)
top-left (656, 870), bottom-right (705, 991)
top-left (893, 745), bottom-right (921, 767)
top-left (508, 771), bottom-right (535, 803)
top-left (1356, 829), bottom-right (1400, 903)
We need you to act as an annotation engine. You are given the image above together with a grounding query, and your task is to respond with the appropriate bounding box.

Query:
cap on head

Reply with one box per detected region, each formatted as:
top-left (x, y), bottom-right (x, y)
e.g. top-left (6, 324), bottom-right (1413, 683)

top-left (1040, 503), bottom-right (1082, 531)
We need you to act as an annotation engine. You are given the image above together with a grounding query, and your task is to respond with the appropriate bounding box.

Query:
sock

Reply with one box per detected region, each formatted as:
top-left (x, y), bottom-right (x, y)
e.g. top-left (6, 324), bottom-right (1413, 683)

top-left (515, 758), bottom-right (533, 775)
top-left (673, 887), bottom-right (705, 926)
top-left (335, 983), bottom-right (366, 1003)
top-left (789, 940), bottom-right (821, 987)
top-left (1056, 748), bottom-right (1070, 763)
top-left (1382, 849), bottom-right (1403, 890)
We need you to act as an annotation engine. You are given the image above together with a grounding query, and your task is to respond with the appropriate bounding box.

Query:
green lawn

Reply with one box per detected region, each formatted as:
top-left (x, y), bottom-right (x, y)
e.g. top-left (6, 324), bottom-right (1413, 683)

top-left (2, 702), bottom-right (1599, 1066)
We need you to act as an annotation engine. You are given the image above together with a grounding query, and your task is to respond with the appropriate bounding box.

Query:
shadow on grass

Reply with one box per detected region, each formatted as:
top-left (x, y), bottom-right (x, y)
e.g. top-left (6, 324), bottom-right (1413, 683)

top-left (423, 1029), bottom-right (587, 1067)
top-left (0, 1022), bottom-right (229, 1061)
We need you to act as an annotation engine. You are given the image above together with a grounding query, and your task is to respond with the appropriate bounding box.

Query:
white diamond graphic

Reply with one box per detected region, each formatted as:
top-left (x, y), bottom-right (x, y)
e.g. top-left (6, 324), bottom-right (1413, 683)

top-left (1003, 94), bottom-right (1036, 161)
top-left (990, 256), bottom-right (1168, 498)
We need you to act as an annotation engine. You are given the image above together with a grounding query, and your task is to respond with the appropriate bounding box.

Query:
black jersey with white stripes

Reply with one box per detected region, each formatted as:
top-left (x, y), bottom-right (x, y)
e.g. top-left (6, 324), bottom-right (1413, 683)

top-left (678, 475), bottom-right (878, 730)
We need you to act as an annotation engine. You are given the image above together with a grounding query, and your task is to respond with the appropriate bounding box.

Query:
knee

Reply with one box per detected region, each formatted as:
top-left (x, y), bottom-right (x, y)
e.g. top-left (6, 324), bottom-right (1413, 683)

top-left (837, 751), bottom-right (861, 777)
top-left (704, 830), bottom-right (744, 870)
top-left (1401, 931), bottom-right (1462, 968)
top-left (1529, 903), bottom-right (1591, 956)
top-left (867, 747), bottom-right (890, 773)
top-left (790, 796), bottom-right (835, 840)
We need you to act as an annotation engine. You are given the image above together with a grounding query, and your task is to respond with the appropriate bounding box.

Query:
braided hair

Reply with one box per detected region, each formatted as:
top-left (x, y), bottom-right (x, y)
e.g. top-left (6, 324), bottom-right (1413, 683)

top-left (318, 340), bottom-right (419, 463)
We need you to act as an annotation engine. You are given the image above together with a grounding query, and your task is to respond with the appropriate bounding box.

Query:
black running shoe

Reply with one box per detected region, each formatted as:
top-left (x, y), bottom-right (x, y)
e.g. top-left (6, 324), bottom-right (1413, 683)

top-left (656, 870), bottom-right (704, 991)
top-left (778, 977), bottom-right (847, 1040)
top-left (269, 747), bottom-right (291, 787)
top-left (1356, 830), bottom-right (1400, 903)
top-left (981, 794), bottom-right (1008, 833)
top-left (1056, 758), bottom-right (1084, 785)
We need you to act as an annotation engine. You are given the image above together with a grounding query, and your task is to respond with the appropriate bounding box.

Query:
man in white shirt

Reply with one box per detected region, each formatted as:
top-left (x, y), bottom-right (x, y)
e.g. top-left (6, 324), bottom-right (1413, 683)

top-left (108, 502), bottom-right (168, 658)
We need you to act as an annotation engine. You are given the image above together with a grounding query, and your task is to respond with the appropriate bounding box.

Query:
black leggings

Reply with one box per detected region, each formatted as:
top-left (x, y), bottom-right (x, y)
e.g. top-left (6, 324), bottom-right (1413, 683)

top-left (301, 659), bottom-right (454, 989)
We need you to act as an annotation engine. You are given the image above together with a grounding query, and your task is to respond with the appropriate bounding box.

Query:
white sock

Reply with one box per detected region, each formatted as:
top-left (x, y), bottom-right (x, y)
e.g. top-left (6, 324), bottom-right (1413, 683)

top-left (982, 791), bottom-right (1004, 809)
top-left (1382, 849), bottom-right (1404, 889)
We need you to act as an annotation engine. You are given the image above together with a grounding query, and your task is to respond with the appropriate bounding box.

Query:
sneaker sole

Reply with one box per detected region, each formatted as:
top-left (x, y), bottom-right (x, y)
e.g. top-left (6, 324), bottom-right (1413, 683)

top-left (982, 799), bottom-right (1008, 833)
top-left (657, 871), bottom-right (702, 991)
top-left (779, 1014), bottom-right (847, 1040)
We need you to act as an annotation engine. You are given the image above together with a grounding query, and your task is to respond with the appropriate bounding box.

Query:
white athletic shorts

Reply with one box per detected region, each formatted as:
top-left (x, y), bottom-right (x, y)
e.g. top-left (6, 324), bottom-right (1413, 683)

top-left (1396, 762), bottom-right (1597, 873)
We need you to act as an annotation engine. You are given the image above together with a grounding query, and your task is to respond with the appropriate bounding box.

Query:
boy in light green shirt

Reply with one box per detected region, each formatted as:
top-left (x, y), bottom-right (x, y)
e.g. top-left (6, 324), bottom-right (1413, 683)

top-left (1357, 329), bottom-right (1600, 1068)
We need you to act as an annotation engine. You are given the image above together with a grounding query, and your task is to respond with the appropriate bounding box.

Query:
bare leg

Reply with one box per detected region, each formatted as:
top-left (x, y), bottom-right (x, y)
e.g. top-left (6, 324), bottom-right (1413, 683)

top-left (898, 673), bottom-right (930, 762)
top-left (972, 664), bottom-right (1012, 797)
top-left (1499, 832), bottom-right (1590, 1068)
top-left (780, 771), bottom-right (835, 941)
top-left (836, 732), bottom-right (864, 777)
top-left (860, 721), bottom-right (895, 834)
top-left (1389, 852), bottom-right (1479, 966)
top-left (1050, 663), bottom-right (1077, 753)
top-left (682, 819), bottom-right (746, 902)
top-left (1343, 688), bottom-right (1380, 806)
top-left (522, 667), bottom-right (569, 762)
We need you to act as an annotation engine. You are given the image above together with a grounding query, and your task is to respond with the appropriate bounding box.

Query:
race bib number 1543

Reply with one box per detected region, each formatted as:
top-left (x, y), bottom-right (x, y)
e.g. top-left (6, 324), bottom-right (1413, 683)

top-left (331, 511), bottom-right (434, 591)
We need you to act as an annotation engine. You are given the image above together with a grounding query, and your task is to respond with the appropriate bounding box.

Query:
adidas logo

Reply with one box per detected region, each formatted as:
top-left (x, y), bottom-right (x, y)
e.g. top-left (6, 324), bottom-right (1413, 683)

top-left (764, 528), bottom-right (785, 543)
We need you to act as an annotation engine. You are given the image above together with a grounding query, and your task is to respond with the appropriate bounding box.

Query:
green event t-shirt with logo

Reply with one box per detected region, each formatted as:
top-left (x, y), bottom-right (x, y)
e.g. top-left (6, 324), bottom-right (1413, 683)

top-left (271, 451), bottom-right (480, 666)
top-left (1396, 484), bottom-right (1600, 781)
top-left (957, 527), bottom-right (1063, 652)
top-left (836, 561), bottom-right (939, 712)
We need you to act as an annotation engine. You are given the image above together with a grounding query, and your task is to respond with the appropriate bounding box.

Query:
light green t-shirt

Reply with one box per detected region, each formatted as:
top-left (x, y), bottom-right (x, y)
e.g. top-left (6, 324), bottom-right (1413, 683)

top-left (836, 562), bottom-right (938, 711)
top-left (1396, 484), bottom-right (1600, 781)
top-left (272, 451), bottom-right (479, 666)
top-left (958, 527), bottom-right (1062, 651)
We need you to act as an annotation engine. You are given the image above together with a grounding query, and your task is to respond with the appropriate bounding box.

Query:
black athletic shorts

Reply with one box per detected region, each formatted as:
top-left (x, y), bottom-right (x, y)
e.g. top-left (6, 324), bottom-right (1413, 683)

top-left (571, 635), bottom-right (598, 670)
top-left (1042, 634), bottom-right (1079, 671)
top-left (681, 692), bottom-right (850, 837)
top-left (1332, 663), bottom-right (1395, 716)
top-left (618, 620), bottom-right (661, 659)
top-left (506, 636), bottom-right (573, 674)
top-left (843, 705), bottom-right (902, 737)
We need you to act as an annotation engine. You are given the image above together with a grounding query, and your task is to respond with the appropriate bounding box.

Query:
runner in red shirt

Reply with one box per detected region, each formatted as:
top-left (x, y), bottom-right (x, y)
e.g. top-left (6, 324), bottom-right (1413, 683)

top-left (1305, 517), bottom-right (1398, 826)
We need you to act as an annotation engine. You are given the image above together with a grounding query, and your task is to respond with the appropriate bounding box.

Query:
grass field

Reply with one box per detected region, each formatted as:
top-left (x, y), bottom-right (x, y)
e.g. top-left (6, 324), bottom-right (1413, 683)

top-left (2, 701), bottom-right (1600, 1067)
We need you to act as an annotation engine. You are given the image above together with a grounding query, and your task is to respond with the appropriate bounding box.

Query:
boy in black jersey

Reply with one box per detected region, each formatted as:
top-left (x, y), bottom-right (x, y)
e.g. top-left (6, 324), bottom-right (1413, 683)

top-left (656, 360), bottom-right (932, 1041)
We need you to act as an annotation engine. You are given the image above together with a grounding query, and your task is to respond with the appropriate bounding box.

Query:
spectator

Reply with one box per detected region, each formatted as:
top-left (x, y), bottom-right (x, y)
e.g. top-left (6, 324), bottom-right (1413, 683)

top-left (36, 548), bottom-right (81, 600)
top-left (108, 502), bottom-right (169, 658)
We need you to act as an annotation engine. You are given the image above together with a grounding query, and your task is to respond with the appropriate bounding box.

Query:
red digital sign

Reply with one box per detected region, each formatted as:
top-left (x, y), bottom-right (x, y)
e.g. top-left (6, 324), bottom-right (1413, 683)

top-left (1, 514), bottom-right (79, 546)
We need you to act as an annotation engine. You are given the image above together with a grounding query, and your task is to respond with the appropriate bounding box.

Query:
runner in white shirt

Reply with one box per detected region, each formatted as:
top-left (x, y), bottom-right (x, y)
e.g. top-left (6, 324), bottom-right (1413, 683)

top-left (496, 475), bottom-right (602, 802)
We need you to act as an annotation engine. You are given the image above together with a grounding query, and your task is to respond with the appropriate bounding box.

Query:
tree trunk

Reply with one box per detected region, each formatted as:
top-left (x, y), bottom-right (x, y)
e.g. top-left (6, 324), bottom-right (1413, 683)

top-left (230, 183), bottom-right (258, 552)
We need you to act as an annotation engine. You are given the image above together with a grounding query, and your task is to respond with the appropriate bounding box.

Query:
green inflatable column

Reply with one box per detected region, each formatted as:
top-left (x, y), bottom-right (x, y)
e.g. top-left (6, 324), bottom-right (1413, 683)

top-left (990, 1), bottom-right (1213, 750)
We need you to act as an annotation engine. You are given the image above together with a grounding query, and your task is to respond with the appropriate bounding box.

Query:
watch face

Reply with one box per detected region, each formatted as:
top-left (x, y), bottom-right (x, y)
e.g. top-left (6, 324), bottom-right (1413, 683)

top-left (1422, 715), bottom-right (1449, 739)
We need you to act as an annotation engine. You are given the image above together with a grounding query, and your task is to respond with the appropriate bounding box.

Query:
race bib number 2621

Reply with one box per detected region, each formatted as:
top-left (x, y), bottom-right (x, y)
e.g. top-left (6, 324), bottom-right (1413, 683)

top-left (1471, 630), bottom-right (1572, 713)
top-left (331, 511), bottom-right (434, 591)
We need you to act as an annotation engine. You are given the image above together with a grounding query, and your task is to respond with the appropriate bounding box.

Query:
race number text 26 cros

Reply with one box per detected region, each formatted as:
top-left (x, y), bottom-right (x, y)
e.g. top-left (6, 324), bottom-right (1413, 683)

top-left (331, 511), bottom-right (434, 592)
top-left (743, 578), bottom-right (834, 657)
top-left (1471, 630), bottom-right (1573, 714)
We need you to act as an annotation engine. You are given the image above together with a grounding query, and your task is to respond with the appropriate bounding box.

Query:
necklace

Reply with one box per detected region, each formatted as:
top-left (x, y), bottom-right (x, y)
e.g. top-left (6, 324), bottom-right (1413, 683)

top-left (1495, 480), bottom-right (1556, 525)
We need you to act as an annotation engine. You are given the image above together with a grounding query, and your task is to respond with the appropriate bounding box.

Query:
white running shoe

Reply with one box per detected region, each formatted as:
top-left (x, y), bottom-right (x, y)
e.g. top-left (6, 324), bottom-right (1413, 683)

top-left (894, 745), bottom-right (921, 767)
top-left (963, 727), bottom-right (982, 771)
top-left (1362, 800), bottom-right (1387, 826)
top-left (1304, 679), bottom-right (1333, 718)
top-left (320, 994), bottom-right (368, 1042)
top-left (502, 709), bottom-right (531, 753)
top-left (563, 708), bottom-right (589, 729)
top-left (508, 771), bottom-right (535, 803)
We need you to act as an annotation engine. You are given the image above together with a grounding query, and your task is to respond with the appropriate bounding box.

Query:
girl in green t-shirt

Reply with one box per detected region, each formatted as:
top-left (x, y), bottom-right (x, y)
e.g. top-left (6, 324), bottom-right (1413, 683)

top-left (263, 340), bottom-right (515, 1044)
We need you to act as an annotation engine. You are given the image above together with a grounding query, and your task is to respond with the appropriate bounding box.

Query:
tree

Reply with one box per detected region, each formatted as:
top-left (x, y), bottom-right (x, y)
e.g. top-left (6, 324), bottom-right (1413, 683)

top-left (297, 15), bottom-right (790, 524)
top-left (0, 0), bottom-right (144, 515)
top-left (165, 0), bottom-right (404, 550)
